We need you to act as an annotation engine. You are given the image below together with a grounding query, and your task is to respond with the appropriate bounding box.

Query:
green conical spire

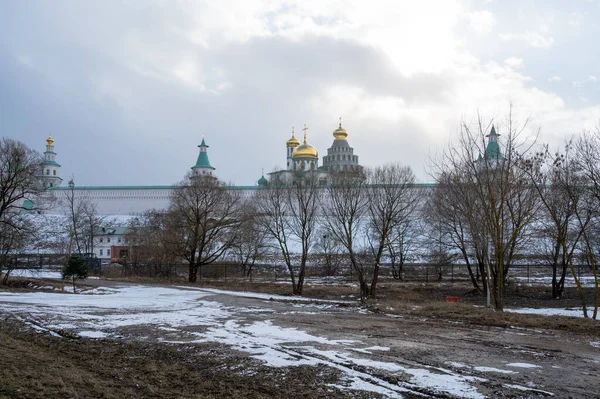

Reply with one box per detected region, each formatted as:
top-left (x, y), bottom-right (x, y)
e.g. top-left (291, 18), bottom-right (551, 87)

top-left (193, 138), bottom-right (215, 170)
top-left (484, 125), bottom-right (503, 160)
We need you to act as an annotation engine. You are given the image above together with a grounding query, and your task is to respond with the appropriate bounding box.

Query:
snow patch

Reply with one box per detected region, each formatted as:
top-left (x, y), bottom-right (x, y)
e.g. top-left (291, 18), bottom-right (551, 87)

top-left (505, 383), bottom-right (555, 396)
top-left (473, 366), bottom-right (517, 374)
top-left (79, 330), bottom-right (108, 338)
top-left (11, 269), bottom-right (63, 279)
top-left (182, 286), bottom-right (355, 305)
top-left (505, 307), bottom-right (587, 318)
top-left (506, 362), bottom-right (542, 369)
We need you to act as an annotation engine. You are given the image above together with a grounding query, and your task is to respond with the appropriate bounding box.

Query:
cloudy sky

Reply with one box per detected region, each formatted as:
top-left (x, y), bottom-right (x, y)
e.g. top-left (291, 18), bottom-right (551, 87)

top-left (2, 0), bottom-right (599, 186)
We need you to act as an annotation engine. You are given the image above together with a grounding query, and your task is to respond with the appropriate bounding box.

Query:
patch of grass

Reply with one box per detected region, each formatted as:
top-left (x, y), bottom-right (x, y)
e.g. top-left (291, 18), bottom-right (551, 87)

top-left (368, 298), bottom-right (599, 335)
top-left (0, 278), bottom-right (66, 293)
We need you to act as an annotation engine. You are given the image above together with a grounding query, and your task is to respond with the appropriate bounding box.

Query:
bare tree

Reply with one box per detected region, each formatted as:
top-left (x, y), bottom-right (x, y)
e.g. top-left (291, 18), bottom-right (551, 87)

top-left (364, 163), bottom-right (418, 298)
top-left (0, 138), bottom-right (43, 282)
top-left (255, 177), bottom-right (296, 290)
top-left (80, 200), bottom-right (103, 255)
top-left (427, 171), bottom-right (486, 293)
top-left (0, 138), bottom-right (43, 223)
top-left (126, 210), bottom-right (179, 278)
top-left (167, 176), bottom-right (240, 283)
top-left (231, 201), bottom-right (268, 278)
top-left (431, 110), bottom-right (539, 311)
top-left (573, 129), bottom-right (600, 318)
top-left (0, 214), bottom-right (36, 284)
top-left (524, 142), bottom-right (589, 300)
top-left (64, 177), bottom-right (83, 256)
top-left (285, 174), bottom-right (320, 294)
top-left (255, 173), bottom-right (320, 295)
top-left (322, 173), bottom-right (368, 293)
top-left (386, 190), bottom-right (421, 281)
top-left (62, 177), bottom-right (102, 258)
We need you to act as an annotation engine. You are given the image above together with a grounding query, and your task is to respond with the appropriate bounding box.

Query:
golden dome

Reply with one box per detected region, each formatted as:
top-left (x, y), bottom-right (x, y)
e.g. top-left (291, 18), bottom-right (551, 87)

top-left (333, 119), bottom-right (348, 140)
top-left (292, 130), bottom-right (318, 159)
top-left (46, 135), bottom-right (55, 147)
top-left (286, 127), bottom-right (300, 147)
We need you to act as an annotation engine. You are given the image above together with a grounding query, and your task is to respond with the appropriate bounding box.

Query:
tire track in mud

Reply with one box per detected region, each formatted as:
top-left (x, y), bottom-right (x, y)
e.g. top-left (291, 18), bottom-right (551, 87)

top-left (220, 322), bottom-right (486, 399)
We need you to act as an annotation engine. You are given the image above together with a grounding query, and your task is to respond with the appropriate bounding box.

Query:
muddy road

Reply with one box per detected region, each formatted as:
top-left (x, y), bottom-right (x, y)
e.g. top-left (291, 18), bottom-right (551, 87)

top-left (1, 281), bottom-right (598, 398)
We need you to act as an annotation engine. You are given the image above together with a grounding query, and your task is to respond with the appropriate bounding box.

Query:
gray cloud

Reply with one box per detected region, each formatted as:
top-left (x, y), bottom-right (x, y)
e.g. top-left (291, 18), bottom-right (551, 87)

top-left (2, 1), bottom-right (597, 186)
top-left (0, 2), bottom-right (453, 185)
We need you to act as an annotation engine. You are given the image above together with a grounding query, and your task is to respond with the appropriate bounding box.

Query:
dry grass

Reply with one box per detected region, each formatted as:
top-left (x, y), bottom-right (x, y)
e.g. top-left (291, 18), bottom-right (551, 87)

top-left (1, 278), bottom-right (69, 293)
top-left (0, 319), bottom-right (350, 399)
top-left (366, 299), bottom-right (600, 335)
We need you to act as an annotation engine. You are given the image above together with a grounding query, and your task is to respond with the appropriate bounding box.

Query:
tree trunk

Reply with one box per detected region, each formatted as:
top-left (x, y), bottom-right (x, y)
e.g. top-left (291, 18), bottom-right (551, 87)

top-left (189, 263), bottom-right (198, 283)
top-left (296, 266), bottom-right (305, 296)
top-left (465, 260), bottom-right (480, 293)
top-left (369, 265), bottom-right (379, 299)
top-left (369, 246), bottom-right (385, 299)
top-left (359, 279), bottom-right (370, 301)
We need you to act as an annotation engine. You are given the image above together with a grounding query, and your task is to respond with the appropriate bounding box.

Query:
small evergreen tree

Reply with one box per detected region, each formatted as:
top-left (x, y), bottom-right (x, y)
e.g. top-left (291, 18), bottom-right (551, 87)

top-left (62, 255), bottom-right (88, 293)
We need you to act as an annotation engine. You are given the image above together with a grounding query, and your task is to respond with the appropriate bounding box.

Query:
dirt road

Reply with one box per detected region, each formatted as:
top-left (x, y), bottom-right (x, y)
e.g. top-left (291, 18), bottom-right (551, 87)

top-left (1, 280), bottom-right (599, 398)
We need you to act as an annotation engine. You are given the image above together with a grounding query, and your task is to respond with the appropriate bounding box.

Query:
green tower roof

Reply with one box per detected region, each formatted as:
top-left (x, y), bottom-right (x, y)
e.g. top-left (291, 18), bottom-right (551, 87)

top-left (193, 139), bottom-right (215, 170)
top-left (484, 125), bottom-right (504, 160)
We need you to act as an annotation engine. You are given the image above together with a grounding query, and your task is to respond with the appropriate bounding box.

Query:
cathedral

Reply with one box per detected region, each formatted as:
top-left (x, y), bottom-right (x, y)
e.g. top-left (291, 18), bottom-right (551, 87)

top-left (266, 119), bottom-right (362, 185)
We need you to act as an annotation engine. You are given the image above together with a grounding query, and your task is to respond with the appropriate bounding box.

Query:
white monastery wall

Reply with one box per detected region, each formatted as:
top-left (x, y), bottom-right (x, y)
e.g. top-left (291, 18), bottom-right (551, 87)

top-left (47, 186), bottom-right (261, 215)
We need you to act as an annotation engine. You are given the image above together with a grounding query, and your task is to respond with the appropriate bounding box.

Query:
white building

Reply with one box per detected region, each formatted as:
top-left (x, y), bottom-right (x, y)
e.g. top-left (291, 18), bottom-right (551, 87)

top-left (94, 226), bottom-right (131, 261)
top-left (40, 135), bottom-right (63, 188)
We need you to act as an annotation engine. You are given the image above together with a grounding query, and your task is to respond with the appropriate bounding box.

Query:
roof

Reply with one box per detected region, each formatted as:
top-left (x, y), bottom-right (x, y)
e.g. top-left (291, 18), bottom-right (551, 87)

top-left (49, 185), bottom-right (174, 190)
top-left (48, 182), bottom-right (438, 191)
top-left (97, 226), bottom-right (132, 236)
top-left (485, 142), bottom-right (503, 160)
top-left (193, 151), bottom-right (215, 169)
top-left (484, 126), bottom-right (504, 160)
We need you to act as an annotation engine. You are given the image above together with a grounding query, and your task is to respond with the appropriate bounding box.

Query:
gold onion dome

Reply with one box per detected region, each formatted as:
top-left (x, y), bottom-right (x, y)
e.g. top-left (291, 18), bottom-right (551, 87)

top-left (333, 119), bottom-right (348, 140)
top-left (292, 128), bottom-right (318, 159)
top-left (286, 127), bottom-right (300, 147)
top-left (46, 135), bottom-right (55, 146)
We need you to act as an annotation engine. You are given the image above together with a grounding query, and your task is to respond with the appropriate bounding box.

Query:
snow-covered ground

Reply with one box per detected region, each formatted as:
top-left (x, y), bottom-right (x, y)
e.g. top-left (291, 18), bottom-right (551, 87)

top-left (505, 307), bottom-right (589, 318)
top-left (514, 275), bottom-right (598, 288)
top-left (0, 283), bottom-right (549, 398)
top-left (10, 269), bottom-right (63, 279)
